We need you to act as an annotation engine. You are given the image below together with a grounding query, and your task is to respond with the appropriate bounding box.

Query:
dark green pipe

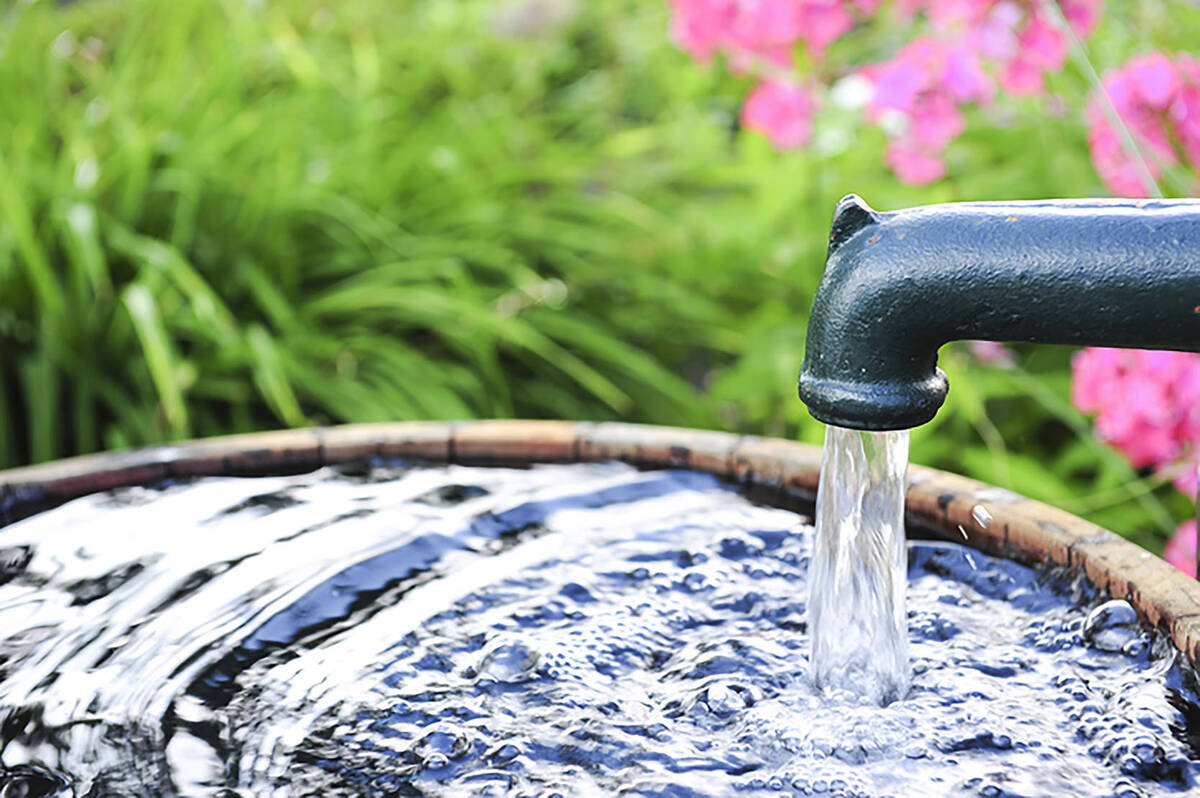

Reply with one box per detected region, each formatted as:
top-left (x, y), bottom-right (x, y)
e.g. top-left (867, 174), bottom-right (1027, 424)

top-left (798, 195), bottom-right (1200, 431)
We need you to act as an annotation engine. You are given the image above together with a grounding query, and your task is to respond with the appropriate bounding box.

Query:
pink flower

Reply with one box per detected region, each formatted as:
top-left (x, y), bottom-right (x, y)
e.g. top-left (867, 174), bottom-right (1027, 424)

top-left (1126, 52), bottom-right (1179, 107)
top-left (1086, 120), bottom-right (1153, 197)
top-left (726, 0), bottom-right (806, 67)
top-left (1165, 520), bottom-right (1197, 578)
top-left (795, 0), bottom-right (855, 59)
top-left (868, 57), bottom-right (926, 112)
top-left (999, 13), bottom-right (1067, 95)
top-left (886, 142), bottom-right (946, 183)
top-left (910, 94), bottom-right (966, 148)
top-left (1173, 55), bottom-right (1200, 167)
top-left (741, 79), bottom-right (818, 149)
top-left (1174, 458), bottom-right (1200, 498)
top-left (944, 45), bottom-right (993, 103)
top-left (668, 0), bottom-right (735, 61)
top-left (965, 2), bottom-right (1021, 61)
top-left (1061, 0), bottom-right (1103, 37)
top-left (1020, 13), bottom-right (1067, 68)
top-left (667, 0), bottom-right (1109, 184)
top-left (863, 37), bottom-right (989, 184)
top-left (1071, 347), bottom-right (1119, 411)
top-left (1000, 56), bottom-right (1046, 96)
top-left (668, 0), bottom-right (863, 67)
top-left (1072, 347), bottom-right (1200, 483)
top-left (902, 1), bottom-right (1098, 103)
top-left (968, 340), bottom-right (1015, 367)
top-left (1086, 52), bottom-right (1200, 197)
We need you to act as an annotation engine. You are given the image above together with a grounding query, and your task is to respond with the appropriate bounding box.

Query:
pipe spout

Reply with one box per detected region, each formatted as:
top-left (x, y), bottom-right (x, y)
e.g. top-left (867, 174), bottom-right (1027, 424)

top-left (798, 194), bottom-right (1200, 431)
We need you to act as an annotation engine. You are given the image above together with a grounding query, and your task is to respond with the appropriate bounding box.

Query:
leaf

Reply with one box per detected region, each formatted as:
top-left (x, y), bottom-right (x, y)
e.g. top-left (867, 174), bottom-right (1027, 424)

top-left (122, 283), bottom-right (188, 436)
top-left (246, 324), bottom-right (307, 427)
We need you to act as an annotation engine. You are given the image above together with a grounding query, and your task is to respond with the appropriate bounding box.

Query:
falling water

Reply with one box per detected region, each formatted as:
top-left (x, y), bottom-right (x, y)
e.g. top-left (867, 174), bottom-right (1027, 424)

top-left (809, 425), bottom-right (910, 704)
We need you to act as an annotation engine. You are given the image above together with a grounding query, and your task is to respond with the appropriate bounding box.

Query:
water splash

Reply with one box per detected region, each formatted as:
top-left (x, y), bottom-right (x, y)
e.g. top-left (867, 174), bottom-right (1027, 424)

top-left (809, 425), bottom-right (910, 704)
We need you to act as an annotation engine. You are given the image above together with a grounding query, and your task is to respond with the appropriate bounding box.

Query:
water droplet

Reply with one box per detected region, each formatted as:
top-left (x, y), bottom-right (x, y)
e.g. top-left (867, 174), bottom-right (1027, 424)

top-left (971, 505), bottom-right (992, 528)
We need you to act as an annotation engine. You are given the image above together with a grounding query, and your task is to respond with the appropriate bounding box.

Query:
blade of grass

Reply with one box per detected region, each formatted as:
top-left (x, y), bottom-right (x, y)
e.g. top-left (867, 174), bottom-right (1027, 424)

top-left (122, 283), bottom-right (189, 436)
top-left (246, 324), bottom-right (307, 427)
top-left (0, 153), bottom-right (63, 326)
top-left (19, 354), bottom-right (60, 464)
top-left (0, 372), bottom-right (12, 467)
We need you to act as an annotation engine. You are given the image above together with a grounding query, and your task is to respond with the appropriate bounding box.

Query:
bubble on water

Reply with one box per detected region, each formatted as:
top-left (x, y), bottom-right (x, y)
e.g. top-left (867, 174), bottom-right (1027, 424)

top-left (1114, 779), bottom-right (1147, 798)
top-left (421, 753), bottom-right (449, 771)
top-left (704, 682), bottom-right (747, 717)
top-left (1084, 600), bottom-right (1142, 653)
top-left (486, 743), bottom-right (520, 765)
top-left (0, 763), bottom-right (70, 797)
top-left (476, 640), bottom-right (539, 683)
top-left (1124, 638), bottom-right (1150, 658)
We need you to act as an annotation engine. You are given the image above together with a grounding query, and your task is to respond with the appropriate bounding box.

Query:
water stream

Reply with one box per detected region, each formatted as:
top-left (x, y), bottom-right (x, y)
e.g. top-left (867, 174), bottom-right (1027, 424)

top-left (0, 460), bottom-right (1198, 795)
top-left (809, 426), bottom-right (910, 705)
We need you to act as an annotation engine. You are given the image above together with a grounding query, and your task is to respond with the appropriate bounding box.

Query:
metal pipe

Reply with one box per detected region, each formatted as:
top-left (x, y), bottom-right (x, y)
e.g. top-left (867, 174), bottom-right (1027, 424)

top-left (798, 194), bottom-right (1200, 431)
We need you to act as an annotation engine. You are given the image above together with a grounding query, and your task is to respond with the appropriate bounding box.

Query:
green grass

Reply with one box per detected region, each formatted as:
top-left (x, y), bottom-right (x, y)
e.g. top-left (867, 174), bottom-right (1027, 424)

top-left (2, 0), bottom-right (1199, 553)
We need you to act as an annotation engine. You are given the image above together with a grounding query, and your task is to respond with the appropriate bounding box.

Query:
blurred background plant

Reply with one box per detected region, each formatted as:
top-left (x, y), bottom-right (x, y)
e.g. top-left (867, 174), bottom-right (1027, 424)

top-left (1, 0), bottom-right (1198, 559)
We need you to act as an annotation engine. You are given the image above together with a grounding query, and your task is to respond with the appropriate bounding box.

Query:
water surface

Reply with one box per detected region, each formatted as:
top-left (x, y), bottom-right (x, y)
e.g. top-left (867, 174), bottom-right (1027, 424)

top-left (0, 461), bottom-right (1196, 796)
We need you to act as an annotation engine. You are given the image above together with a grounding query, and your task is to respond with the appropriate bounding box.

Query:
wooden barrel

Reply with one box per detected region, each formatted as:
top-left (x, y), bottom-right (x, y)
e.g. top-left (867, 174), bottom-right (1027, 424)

top-left (3, 420), bottom-right (1198, 663)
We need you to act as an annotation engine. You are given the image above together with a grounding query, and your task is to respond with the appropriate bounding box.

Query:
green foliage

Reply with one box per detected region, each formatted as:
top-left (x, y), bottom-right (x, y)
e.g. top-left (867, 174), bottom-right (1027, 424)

top-left (1, 0), bottom-right (1198, 553)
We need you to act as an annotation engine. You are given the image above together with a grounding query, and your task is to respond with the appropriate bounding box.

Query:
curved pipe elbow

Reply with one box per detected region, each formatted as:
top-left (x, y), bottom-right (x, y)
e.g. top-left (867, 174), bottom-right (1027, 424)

top-left (799, 220), bottom-right (947, 429)
top-left (799, 195), bottom-right (1200, 431)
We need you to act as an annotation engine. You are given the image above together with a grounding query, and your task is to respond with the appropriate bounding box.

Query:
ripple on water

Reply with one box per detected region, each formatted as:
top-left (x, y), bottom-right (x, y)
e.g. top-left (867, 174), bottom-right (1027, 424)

top-left (0, 462), bottom-right (1196, 796)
